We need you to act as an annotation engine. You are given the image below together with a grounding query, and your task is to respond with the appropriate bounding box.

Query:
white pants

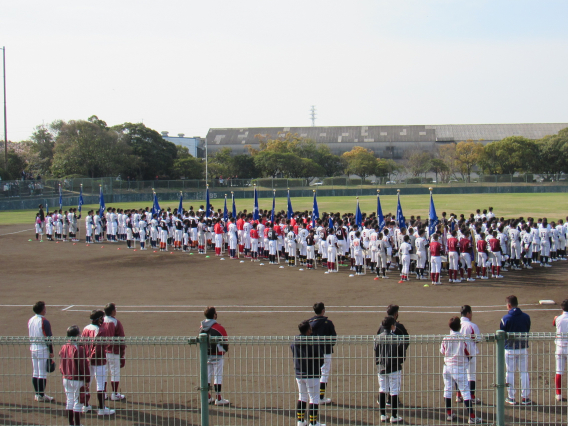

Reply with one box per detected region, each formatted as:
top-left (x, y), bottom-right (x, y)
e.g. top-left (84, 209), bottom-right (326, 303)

top-left (556, 346), bottom-right (568, 374)
top-left (307, 246), bottom-right (315, 260)
top-left (320, 354), bottom-right (332, 383)
top-left (378, 370), bottom-right (402, 396)
top-left (296, 377), bottom-right (320, 404)
top-left (90, 364), bottom-right (107, 391)
top-left (63, 378), bottom-right (84, 411)
top-left (505, 349), bottom-right (530, 399)
top-left (448, 252), bottom-right (459, 270)
top-left (207, 356), bottom-right (224, 385)
top-left (541, 241), bottom-right (551, 257)
top-left (251, 239), bottom-right (258, 253)
top-left (510, 243), bottom-right (521, 260)
top-left (215, 233), bottom-right (223, 248)
top-left (354, 251), bottom-right (363, 266)
top-left (106, 353), bottom-right (121, 382)
top-left (229, 236), bottom-right (237, 250)
top-left (31, 348), bottom-right (49, 379)
top-left (268, 240), bottom-right (277, 255)
top-left (466, 355), bottom-right (477, 381)
top-left (443, 364), bottom-right (471, 400)
top-left (460, 253), bottom-right (472, 269)
top-left (416, 251), bottom-right (427, 269)
top-left (401, 254), bottom-right (410, 274)
top-left (477, 252), bottom-right (487, 268)
top-left (431, 256), bottom-right (441, 274)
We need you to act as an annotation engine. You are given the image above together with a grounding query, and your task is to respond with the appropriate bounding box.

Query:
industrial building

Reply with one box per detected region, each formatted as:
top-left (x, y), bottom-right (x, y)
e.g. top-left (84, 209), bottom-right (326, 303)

top-left (204, 123), bottom-right (568, 159)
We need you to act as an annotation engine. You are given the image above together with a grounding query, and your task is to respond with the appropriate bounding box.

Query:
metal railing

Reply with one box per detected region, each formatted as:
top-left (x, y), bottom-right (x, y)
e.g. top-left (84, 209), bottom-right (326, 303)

top-left (1, 332), bottom-right (567, 425)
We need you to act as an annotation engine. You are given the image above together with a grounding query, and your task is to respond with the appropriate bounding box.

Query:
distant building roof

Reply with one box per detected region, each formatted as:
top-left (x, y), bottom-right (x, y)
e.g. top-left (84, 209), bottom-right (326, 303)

top-left (206, 123), bottom-right (568, 146)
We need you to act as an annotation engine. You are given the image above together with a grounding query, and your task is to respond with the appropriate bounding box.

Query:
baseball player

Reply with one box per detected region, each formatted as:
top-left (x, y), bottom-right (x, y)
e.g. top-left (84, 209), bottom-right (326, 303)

top-left (375, 316), bottom-right (404, 424)
top-left (291, 320), bottom-right (325, 426)
top-left (458, 230), bottom-right (475, 282)
top-left (200, 307), bottom-right (229, 405)
top-left (430, 234), bottom-right (443, 285)
top-left (308, 302), bottom-right (337, 405)
top-left (250, 223), bottom-right (259, 261)
top-left (28, 301), bottom-right (55, 402)
top-left (352, 231), bottom-right (364, 275)
top-left (440, 317), bottom-right (482, 424)
top-left (102, 303), bottom-right (126, 401)
top-left (326, 228), bottom-right (338, 273)
top-left (553, 299), bottom-right (568, 401)
top-left (476, 232), bottom-right (488, 279)
top-left (59, 325), bottom-right (90, 426)
top-left (447, 231), bottom-right (460, 283)
top-left (457, 306), bottom-right (482, 404)
top-left (81, 310), bottom-right (115, 416)
top-left (398, 235), bottom-right (412, 282)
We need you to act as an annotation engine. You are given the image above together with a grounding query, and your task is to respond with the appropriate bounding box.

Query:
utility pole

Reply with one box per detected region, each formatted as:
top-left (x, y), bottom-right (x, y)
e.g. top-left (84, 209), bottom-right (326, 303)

top-left (2, 46), bottom-right (6, 172)
top-left (310, 105), bottom-right (316, 127)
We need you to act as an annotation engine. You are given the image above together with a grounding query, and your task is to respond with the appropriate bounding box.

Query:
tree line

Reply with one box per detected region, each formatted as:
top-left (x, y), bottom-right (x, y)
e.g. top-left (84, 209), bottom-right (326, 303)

top-left (1, 117), bottom-right (566, 182)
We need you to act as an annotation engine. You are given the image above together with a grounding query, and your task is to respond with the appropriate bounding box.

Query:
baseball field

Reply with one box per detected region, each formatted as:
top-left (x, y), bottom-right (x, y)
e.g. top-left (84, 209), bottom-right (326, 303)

top-left (1, 192), bottom-right (567, 425)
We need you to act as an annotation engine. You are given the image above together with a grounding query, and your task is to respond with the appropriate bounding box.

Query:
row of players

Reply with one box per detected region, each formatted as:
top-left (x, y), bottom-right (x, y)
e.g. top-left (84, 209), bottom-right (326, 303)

top-left (34, 206), bottom-right (568, 284)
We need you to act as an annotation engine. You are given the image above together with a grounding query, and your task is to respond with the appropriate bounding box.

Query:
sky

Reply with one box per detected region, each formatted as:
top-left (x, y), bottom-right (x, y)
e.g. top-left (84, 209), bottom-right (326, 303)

top-left (2, 0), bottom-right (568, 142)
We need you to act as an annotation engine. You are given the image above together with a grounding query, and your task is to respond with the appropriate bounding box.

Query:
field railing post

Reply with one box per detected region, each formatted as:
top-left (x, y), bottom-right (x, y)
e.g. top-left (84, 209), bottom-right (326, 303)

top-left (495, 330), bottom-right (506, 426)
top-left (198, 333), bottom-right (210, 426)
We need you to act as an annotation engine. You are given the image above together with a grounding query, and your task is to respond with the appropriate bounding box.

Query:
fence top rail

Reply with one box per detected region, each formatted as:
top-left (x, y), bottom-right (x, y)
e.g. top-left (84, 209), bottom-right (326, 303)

top-left (2, 332), bottom-right (566, 346)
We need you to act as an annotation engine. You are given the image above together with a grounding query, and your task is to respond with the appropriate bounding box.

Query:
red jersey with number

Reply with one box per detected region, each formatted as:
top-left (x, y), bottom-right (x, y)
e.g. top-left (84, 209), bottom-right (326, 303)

top-left (214, 223), bottom-right (224, 234)
top-left (447, 237), bottom-right (459, 252)
top-left (430, 241), bottom-right (442, 256)
top-left (236, 219), bottom-right (244, 231)
top-left (250, 229), bottom-right (259, 239)
top-left (489, 238), bottom-right (501, 252)
top-left (477, 239), bottom-right (488, 253)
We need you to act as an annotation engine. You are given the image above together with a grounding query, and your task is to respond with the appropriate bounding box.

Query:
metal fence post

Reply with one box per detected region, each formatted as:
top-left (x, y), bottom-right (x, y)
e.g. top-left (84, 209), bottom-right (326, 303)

top-left (199, 333), bottom-right (210, 426)
top-left (495, 330), bottom-right (506, 426)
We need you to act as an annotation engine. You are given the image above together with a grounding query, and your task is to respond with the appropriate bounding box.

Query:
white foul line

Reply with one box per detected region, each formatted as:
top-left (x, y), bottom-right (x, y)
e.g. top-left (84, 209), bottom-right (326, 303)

top-left (0, 228), bottom-right (33, 236)
top-left (61, 305), bottom-right (75, 311)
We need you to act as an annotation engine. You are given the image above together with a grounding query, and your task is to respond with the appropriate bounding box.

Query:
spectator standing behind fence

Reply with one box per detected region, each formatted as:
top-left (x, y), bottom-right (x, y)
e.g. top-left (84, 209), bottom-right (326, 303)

top-left (308, 302), bottom-right (337, 405)
top-left (200, 306), bottom-right (229, 406)
top-left (440, 317), bottom-right (482, 424)
top-left (500, 295), bottom-right (532, 405)
top-left (375, 316), bottom-right (404, 424)
top-left (59, 325), bottom-right (90, 426)
top-left (291, 320), bottom-right (325, 426)
top-left (457, 305), bottom-right (482, 404)
top-left (553, 299), bottom-right (568, 401)
top-left (28, 301), bottom-right (55, 402)
top-left (102, 303), bottom-right (126, 401)
top-left (378, 305), bottom-right (409, 407)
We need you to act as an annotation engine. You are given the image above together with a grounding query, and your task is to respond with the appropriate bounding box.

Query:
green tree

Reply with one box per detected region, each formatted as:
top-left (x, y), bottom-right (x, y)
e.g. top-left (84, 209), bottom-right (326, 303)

top-left (112, 122), bottom-right (177, 179)
top-left (376, 158), bottom-right (402, 180)
top-left (342, 146), bottom-right (377, 179)
top-left (455, 140), bottom-right (483, 182)
top-left (172, 154), bottom-right (204, 179)
top-left (51, 119), bottom-right (131, 178)
top-left (478, 136), bottom-right (538, 175)
top-left (230, 154), bottom-right (258, 178)
top-left (0, 148), bottom-right (27, 180)
top-left (428, 158), bottom-right (450, 183)
top-left (534, 128), bottom-right (568, 176)
top-left (404, 150), bottom-right (432, 177)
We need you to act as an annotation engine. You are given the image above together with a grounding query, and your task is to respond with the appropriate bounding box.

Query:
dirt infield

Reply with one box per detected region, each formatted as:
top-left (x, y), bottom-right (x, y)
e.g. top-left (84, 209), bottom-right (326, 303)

top-left (1, 222), bottom-right (566, 337)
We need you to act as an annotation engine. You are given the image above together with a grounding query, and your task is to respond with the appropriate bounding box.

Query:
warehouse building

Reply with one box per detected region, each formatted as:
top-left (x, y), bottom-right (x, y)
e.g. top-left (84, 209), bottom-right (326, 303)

top-left (205, 123), bottom-right (568, 158)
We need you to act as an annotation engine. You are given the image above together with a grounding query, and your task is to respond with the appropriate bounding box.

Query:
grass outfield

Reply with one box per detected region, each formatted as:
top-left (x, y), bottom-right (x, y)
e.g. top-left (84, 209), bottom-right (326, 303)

top-left (1, 193), bottom-right (567, 225)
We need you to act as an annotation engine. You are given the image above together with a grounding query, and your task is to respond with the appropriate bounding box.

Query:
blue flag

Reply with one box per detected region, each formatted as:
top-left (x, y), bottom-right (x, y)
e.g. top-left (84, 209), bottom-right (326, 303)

top-left (355, 199), bottom-right (362, 228)
top-left (428, 191), bottom-right (439, 237)
top-left (205, 186), bottom-right (210, 218)
top-left (328, 216), bottom-right (334, 230)
top-left (312, 191), bottom-right (319, 228)
top-left (396, 192), bottom-right (406, 230)
top-left (151, 192), bottom-right (161, 217)
top-left (99, 186), bottom-right (106, 216)
top-left (178, 192), bottom-right (183, 215)
top-left (271, 191), bottom-right (275, 224)
top-left (59, 185), bottom-right (63, 210)
top-left (253, 186), bottom-right (259, 221)
top-left (78, 185), bottom-right (84, 213)
top-left (223, 195), bottom-right (228, 231)
top-left (377, 192), bottom-right (385, 232)
top-left (231, 193), bottom-right (237, 220)
top-left (287, 190), bottom-right (293, 220)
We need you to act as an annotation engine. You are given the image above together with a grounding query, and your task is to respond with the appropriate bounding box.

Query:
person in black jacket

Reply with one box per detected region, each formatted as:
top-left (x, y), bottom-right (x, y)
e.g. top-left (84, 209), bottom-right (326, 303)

top-left (375, 316), bottom-right (404, 424)
top-left (291, 320), bottom-right (325, 426)
top-left (378, 305), bottom-right (409, 406)
top-left (308, 302), bottom-right (337, 405)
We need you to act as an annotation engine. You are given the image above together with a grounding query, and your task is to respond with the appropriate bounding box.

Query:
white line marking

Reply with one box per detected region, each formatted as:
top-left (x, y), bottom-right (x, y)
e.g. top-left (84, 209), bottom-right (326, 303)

top-left (0, 228), bottom-right (34, 236)
top-left (61, 305), bottom-right (74, 311)
top-left (0, 304), bottom-right (543, 308)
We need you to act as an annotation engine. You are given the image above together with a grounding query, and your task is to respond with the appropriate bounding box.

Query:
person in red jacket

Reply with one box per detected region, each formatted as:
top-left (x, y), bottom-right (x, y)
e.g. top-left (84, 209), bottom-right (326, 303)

top-left (81, 310), bottom-right (115, 416)
top-left (476, 233), bottom-right (489, 280)
top-left (250, 223), bottom-right (260, 261)
top-left (447, 231), bottom-right (460, 283)
top-left (59, 325), bottom-right (90, 426)
top-left (102, 303), bottom-right (126, 401)
top-left (430, 234), bottom-right (443, 285)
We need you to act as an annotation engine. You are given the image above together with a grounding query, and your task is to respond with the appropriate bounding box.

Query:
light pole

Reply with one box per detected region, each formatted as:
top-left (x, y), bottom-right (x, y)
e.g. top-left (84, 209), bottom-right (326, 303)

top-left (1, 46), bottom-right (6, 172)
top-left (205, 137), bottom-right (208, 185)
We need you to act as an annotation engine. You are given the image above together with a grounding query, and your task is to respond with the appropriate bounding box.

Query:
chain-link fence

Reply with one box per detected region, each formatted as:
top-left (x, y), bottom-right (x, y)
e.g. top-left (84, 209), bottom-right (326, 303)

top-left (1, 332), bottom-right (567, 425)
